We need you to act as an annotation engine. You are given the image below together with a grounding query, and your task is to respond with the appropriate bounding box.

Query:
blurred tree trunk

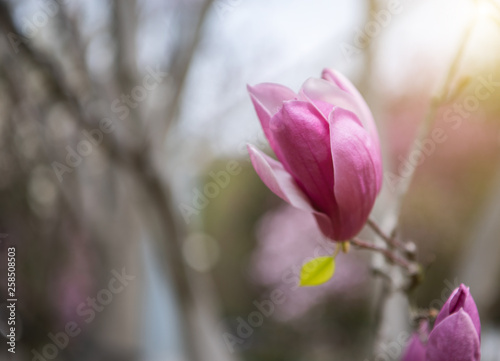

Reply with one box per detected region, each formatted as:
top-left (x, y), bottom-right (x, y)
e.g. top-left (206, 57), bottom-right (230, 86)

top-left (360, 0), bottom-right (410, 357)
top-left (0, 0), bottom-right (240, 360)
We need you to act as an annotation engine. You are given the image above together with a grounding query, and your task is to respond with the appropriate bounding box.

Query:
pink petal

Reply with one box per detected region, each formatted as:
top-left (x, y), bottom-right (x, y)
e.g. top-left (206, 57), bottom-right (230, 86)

top-left (329, 108), bottom-right (378, 240)
top-left (296, 92), bottom-right (334, 122)
top-left (434, 284), bottom-right (481, 339)
top-left (247, 144), bottom-right (335, 238)
top-left (321, 69), bottom-right (375, 130)
top-left (321, 68), bottom-right (356, 92)
top-left (321, 69), bottom-right (382, 191)
top-left (269, 100), bottom-right (338, 219)
top-left (299, 77), bottom-right (362, 119)
top-left (247, 83), bottom-right (296, 159)
top-left (426, 310), bottom-right (481, 361)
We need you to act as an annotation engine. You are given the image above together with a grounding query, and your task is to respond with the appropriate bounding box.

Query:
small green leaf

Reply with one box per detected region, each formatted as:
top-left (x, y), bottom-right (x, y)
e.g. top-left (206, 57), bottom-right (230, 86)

top-left (299, 256), bottom-right (335, 287)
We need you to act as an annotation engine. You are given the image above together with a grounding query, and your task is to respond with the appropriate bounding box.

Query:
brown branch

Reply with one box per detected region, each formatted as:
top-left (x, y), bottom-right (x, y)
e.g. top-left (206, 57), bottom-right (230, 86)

top-left (350, 237), bottom-right (416, 273)
top-left (0, 0), bottom-right (141, 169)
top-left (160, 0), bottom-right (214, 140)
top-left (367, 218), bottom-right (406, 250)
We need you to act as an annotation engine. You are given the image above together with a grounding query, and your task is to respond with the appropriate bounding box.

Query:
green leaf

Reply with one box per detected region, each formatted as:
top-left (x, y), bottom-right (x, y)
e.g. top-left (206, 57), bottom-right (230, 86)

top-left (299, 256), bottom-right (335, 287)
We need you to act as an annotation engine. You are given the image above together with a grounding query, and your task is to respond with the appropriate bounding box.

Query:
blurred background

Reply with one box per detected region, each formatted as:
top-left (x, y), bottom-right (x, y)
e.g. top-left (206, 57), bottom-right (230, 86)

top-left (0, 0), bottom-right (500, 360)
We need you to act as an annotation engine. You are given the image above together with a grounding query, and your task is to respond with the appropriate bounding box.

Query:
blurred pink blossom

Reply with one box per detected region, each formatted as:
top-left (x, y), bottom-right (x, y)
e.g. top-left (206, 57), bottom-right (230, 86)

top-left (250, 205), bottom-right (370, 321)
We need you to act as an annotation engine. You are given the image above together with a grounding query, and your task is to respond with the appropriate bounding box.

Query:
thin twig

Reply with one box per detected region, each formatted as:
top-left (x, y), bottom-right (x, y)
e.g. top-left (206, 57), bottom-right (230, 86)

top-left (370, 12), bottom-right (477, 355)
top-left (160, 0), bottom-right (214, 140)
top-left (351, 237), bottom-right (415, 272)
top-left (389, 14), bottom-right (477, 235)
top-left (367, 218), bottom-right (405, 250)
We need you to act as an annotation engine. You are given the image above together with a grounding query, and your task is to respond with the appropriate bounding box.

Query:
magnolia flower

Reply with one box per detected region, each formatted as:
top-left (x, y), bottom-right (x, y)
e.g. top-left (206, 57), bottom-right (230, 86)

top-left (247, 69), bottom-right (382, 241)
top-left (401, 284), bottom-right (481, 361)
top-left (427, 284), bottom-right (481, 361)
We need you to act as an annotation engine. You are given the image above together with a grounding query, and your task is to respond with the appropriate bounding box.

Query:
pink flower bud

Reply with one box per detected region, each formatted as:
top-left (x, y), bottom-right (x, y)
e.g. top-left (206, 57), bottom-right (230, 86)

top-left (400, 284), bottom-right (481, 361)
top-left (247, 69), bottom-right (382, 241)
top-left (434, 284), bottom-right (481, 339)
top-left (426, 284), bottom-right (481, 361)
top-left (426, 309), bottom-right (480, 361)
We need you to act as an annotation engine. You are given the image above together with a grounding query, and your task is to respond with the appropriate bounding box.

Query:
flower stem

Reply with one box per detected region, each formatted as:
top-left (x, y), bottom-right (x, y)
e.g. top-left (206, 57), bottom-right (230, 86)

top-left (332, 243), bottom-right (342, 258)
